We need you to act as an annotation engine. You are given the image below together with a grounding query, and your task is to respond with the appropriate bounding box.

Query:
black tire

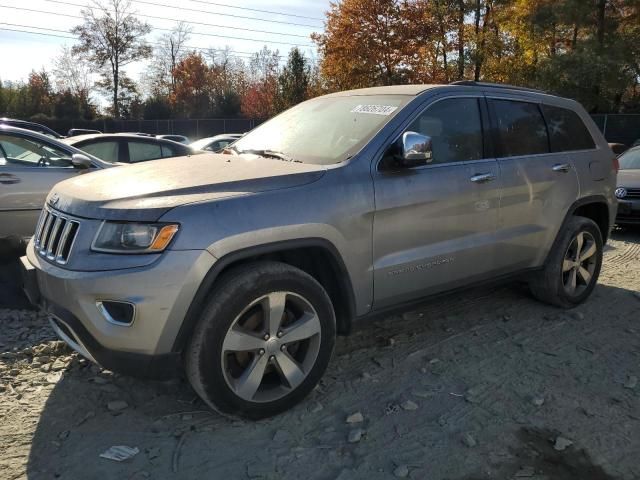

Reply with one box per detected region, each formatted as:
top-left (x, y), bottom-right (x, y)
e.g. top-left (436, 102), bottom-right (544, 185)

top-left (185, 261), bottom-right (336, 419)
top-left (529, 216), bottom-right (603, 308)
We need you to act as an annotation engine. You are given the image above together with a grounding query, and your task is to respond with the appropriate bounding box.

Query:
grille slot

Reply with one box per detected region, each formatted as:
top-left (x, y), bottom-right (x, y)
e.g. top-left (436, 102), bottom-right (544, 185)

top-left (34, 208), bottom-right (80, 264)
top-left (625, 188), bottom-right (640, 199)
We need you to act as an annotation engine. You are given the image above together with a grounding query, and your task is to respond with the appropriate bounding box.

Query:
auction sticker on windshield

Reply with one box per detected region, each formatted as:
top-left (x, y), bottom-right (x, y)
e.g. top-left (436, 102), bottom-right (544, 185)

top-left (351, 105), bottom-right (398, 115)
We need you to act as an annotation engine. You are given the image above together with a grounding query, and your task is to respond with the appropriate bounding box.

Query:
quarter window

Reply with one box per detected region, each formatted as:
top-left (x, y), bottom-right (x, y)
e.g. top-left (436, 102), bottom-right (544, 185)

top-left (491, 100), bottom-right (549, 157)
top-left (542, 105), bottom-right (595, 152)
top-left (79, 140), bottom-right (119, 162)
top-left (407, 97), bottom-right (483, 164)
top-left (128, 142), bottom-right (162, 163)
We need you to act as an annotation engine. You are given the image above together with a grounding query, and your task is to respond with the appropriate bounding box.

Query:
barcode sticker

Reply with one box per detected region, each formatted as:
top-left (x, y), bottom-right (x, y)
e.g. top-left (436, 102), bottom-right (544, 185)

top-left (351, 105), bottom-right (398, 115)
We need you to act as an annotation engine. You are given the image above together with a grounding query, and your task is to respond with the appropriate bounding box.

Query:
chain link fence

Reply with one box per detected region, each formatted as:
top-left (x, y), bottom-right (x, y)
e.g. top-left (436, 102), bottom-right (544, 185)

top-left (591, 114), bottom-right (640, 146)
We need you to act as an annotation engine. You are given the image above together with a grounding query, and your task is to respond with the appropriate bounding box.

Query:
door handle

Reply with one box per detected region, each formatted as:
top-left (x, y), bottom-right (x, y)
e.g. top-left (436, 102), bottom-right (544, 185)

top-left (0, 173), bottom-right (20, 185)
top-left (552, 163), bottom-right (571, 173)
top-left (470, 173), bottom-right (496, 183)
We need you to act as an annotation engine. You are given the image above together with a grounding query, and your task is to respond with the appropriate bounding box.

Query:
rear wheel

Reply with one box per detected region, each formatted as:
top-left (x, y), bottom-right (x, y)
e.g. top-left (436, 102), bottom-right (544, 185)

top-left (186, 261), bottom-right (336, 419)
top-left (530, 216), bottom-right (603, 308)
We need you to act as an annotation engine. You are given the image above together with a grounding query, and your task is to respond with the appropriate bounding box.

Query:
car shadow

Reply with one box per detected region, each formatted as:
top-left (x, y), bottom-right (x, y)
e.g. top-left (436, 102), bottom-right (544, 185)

top-left (21, 281), bottom-right (640, 479)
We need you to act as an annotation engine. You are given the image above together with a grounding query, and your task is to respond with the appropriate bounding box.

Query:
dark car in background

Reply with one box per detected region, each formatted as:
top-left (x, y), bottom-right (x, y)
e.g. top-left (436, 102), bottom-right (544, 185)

top-left (62, 133), bottom-right (197, 163)
top-left (190, 133), bottom-right (243, 152)
top-left (615, 146), bottom-right (640, 225)
top-left (0, 117), bottom-right (63, 139)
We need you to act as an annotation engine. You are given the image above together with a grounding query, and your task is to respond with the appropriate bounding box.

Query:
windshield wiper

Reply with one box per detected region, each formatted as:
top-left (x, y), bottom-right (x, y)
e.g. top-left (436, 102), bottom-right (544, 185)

top-left (237, 149), bottom-right (301, 163)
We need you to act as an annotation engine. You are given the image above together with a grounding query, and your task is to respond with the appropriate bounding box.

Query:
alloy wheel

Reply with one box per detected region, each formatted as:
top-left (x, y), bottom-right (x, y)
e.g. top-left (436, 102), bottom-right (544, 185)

top-left (562, 231), bottom-right (598, 296)
top-left (221, 291), bottom-right (322, 403)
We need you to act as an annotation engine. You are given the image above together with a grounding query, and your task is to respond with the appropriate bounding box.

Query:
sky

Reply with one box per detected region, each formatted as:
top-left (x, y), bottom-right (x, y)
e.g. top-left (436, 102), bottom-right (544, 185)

top-left (0, 0), bottom-right (330, 86)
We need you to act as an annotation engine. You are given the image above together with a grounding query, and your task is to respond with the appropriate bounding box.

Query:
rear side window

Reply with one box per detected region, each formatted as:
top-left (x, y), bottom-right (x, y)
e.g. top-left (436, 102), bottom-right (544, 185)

top-left (491, 100), bottom-right (549, 157)
top-left (408, 97), bottom-right (484, 164)
top-left (128, 141), bottom-right (162, 163)
top-left (542, 105), bottom-right (595, 152)
top-left (79, 140), bottom-right (119, 162)
top-left (160, 143), bottom-right (188, 158)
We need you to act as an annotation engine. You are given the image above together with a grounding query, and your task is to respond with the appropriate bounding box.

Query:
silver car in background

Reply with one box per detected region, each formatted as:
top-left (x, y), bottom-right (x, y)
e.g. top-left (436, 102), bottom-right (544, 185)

top-left (0, 125), bottom-right (112, 241)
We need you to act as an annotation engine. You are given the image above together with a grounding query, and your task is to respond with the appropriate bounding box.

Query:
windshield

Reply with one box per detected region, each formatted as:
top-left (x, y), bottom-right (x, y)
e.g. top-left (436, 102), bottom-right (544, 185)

top-left (232, 95), bottom-right (410, 165)
top-left (619, 148), bottom-right (640, 170)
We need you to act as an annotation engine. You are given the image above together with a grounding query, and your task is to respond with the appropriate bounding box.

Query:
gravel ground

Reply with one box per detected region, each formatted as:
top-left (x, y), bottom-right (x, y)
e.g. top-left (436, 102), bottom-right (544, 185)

top-left (1, 229), bottom-right (639, 480)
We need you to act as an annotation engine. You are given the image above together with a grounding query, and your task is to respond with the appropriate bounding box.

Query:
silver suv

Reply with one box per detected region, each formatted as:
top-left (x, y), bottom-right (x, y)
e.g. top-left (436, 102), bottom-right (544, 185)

top-left (21, 82), bottom-right (618, 418)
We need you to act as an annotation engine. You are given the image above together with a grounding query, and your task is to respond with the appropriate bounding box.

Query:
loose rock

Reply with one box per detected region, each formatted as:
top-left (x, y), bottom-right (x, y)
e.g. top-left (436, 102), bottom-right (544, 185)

top-left (393, 464), bottom-right (409, 478)
top-left (624, 375), bottom-right (637, 390)
top-left (553, 436), bottom-right (573, 451)
top-left (401, 400), bottom-right (419, 411)
top-left (348, 428), bottom-right (363, 443)
top-left (531, 396), bottom-right (545, 407)
top-left (346, 411), bottom-right (363, 424)
top-left (462, 432), bottom-right (477, 448)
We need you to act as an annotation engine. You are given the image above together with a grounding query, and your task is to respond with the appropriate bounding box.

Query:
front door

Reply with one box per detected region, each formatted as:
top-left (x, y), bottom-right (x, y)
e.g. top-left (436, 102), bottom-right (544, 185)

top-left (0, 133), bottom-right (78, 239)
top-left (372, 96), bottom-right (501, 308)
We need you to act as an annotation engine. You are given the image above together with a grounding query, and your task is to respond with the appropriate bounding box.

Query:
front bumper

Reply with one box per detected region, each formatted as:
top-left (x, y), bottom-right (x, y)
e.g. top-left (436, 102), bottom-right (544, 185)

top-left (616, 199), bottom-right (640, 224)
top-left (22, 242), bottom-right (217, 379)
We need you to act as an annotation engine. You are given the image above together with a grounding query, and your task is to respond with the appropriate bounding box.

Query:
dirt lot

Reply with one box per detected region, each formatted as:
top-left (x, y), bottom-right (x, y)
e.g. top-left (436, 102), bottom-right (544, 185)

top-left (1, 230), bottom-right (639, 480)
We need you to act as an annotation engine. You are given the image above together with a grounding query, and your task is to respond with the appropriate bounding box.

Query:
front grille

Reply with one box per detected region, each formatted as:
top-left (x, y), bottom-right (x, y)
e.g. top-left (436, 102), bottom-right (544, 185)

top-left (34, 207), bottom-right (80, 264)
top-left (625, 188), bottom-right (640, 199)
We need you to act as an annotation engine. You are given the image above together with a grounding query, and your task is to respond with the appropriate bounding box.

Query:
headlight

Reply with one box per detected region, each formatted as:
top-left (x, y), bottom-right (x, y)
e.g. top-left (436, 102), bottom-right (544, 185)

top-left (92, 222), bottom-right (179, 253)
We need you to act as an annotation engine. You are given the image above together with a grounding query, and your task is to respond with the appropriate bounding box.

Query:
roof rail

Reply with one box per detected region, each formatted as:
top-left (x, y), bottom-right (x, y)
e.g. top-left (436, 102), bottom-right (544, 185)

top-left (449, 80), bottom-right (547, 94)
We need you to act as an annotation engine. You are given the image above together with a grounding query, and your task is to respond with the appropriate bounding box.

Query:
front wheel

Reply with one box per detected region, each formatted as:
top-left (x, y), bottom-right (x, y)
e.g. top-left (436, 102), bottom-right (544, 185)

top-left (186, 261), bottom-right (336, 419)
top-left (529, 216), bottom-right (603, 308)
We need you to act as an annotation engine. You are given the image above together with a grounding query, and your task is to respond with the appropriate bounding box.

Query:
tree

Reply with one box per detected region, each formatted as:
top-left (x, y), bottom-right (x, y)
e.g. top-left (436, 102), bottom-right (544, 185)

top-left (72, 0), bottom-right (152, 117)
top-left (241, 47), bottom-right (280, 119)
top-left (148, 22), bottom-right (192, 96)
top-left (312, 0), bottom-right (405, 90)
top-left (171, 52), bottom-right (213, 117)
top-left (277, 48), bottom-right (310, 110)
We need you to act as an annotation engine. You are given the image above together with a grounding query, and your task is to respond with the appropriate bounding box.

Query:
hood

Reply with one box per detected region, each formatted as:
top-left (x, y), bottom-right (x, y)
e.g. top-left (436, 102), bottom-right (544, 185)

top-left (617, 169), bottom-right (640, 188)
top-left (48, 153), bottom-right (326, 221)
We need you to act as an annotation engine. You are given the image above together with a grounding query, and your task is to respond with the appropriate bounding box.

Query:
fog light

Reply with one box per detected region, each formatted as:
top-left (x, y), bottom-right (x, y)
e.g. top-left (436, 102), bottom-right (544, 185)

top-left (97, 301), bottom-right (135, 326)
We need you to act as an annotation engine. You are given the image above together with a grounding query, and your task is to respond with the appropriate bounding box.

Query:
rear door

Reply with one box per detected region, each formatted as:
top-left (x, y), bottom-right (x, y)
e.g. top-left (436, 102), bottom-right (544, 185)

top-left (0, 132), bottom-right (79, 238)
top-left (372, 95), bottom-right (501, 308)
top-left (487, 96), bottom-right (580, 270)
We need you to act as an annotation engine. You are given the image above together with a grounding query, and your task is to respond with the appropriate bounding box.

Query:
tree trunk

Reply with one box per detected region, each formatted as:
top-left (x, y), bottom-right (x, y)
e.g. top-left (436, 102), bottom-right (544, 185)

top-left (572, 24), bottom-right (578, 50)
top-left (458, 0), bottom-right (465, 80)
top-left (474, 0), bottom-right (481, 81)
top-left (596, 0), bottom-right (606, 48)
top-left (113, 66), bottom-right (119, 118)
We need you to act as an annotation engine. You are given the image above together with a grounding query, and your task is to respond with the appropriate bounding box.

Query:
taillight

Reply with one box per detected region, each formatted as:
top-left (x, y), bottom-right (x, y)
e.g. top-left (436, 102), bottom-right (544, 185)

top-left (612, 156), bottom-right (620, 173)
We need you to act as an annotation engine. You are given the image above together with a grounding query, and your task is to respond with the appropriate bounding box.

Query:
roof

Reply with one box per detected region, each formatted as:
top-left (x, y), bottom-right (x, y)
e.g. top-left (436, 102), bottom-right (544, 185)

top-left (325, 85), bottom-right (444, 97)
top-left (62, 133), bottom-right (180, 144)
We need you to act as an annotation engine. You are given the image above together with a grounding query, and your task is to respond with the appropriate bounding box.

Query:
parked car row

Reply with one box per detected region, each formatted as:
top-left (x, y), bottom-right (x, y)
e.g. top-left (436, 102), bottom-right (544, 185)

top-left (0, 124), bottom-right (245, 241)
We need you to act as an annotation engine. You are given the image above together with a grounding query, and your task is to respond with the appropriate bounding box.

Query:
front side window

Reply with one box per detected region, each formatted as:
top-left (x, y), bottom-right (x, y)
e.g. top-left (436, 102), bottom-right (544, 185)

top-left (79, 140), bottom-right (119, 163)
top-left (407, 97), bottom-right (484, 164)
top-left (491, 99), bottom-right (549, 157)
top-left (128, 141), bottom-right (162, 163)
top-left (542, 105), bottom-right (595, 152)
top-left (0, 134), bottom-right (72, 167)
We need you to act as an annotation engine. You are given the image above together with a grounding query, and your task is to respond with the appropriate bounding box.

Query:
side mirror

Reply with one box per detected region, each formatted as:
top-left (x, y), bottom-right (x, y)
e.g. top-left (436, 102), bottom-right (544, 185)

top-left (71, 153), bottom-right (92, 169)
top-left (399, 131), bottom-right (432, 167)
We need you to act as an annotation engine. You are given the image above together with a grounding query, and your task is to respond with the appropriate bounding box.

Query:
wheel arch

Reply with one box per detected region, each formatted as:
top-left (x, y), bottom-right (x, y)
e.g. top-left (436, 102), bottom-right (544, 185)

top-left (545, 195), bottom-right (611, 266)
top-left (172, 238), bottom-right (356, 352)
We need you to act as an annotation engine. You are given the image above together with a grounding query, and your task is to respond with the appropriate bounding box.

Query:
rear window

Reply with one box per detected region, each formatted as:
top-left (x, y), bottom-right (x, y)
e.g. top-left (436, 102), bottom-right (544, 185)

top-left (542, 105), bottom-right (595, 152)
top-left (491, 99), bottom-right (549, 158)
